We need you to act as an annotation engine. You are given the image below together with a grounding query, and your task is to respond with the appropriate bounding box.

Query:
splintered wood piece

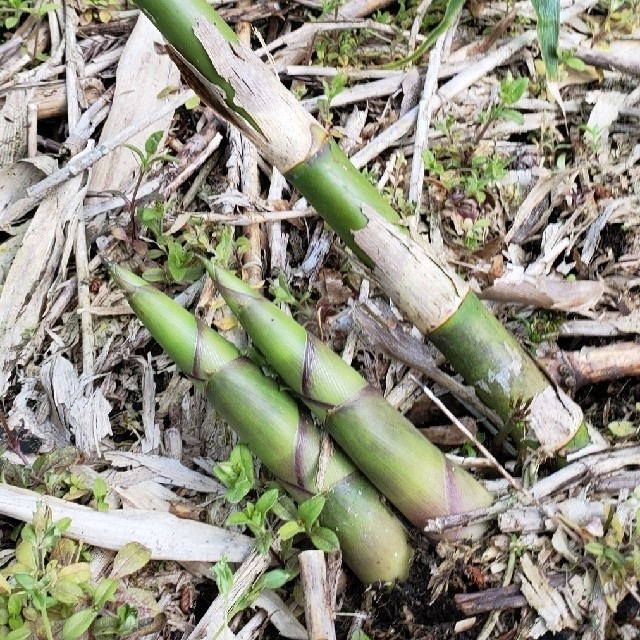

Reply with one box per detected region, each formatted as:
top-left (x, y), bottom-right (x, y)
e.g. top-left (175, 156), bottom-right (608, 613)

top-left (87, 13), bottom-right (179, 198)
top-left (504, 169), bottom-right (578, 245)
top-left (0, 171), bottom-right (85, 396)
top-left (478, 275), bottom-right (603, 314)
top-left (539, 342), bottom-right (640, 391)
top-left (40, 355), bottom-right (112, 457)
top-left (253, 591), bottom-right (308, 640)
top-left (299, 550), bottom-right (337, 640)
top-left (29, 77), bottom-right (105, 120)
top-left (455, 572), bottom-right (569, 615)
top-left (518, 553), bottom-right (578, 632)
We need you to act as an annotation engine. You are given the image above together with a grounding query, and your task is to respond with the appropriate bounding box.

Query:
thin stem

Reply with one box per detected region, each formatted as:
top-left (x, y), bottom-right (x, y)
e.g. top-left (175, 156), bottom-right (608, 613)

top-left (410, 374), bottom-right (524, 496)
top-left (37, 601), bottom-right (54, 640)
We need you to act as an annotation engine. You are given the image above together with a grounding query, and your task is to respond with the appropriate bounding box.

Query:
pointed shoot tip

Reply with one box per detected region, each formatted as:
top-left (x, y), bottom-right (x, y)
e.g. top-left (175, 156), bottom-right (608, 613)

top-left (107, 262), bottom-right (147, 295)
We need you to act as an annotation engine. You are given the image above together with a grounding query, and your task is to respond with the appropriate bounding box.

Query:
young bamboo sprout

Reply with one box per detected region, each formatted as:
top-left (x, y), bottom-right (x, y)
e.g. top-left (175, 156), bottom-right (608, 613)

top-left (109, 263), bottom-right (413, 584)
top-left (203, 260), bottom-right (494, 533)
top-left (132, 0), bottom-right (587, 454)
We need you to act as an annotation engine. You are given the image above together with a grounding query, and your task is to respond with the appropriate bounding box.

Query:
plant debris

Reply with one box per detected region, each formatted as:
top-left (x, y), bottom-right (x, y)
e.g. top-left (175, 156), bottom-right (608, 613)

top-left (1, 0), bottom-right (640, 638)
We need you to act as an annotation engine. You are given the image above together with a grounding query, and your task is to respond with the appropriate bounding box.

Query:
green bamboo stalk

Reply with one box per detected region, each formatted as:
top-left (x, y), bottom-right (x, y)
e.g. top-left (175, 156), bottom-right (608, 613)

top-left (203, 260), bottom-right (494, 532)
top-left (132, 0), bottom-right (587, 453)
top-left (109, 264), bottom-right (413, 584)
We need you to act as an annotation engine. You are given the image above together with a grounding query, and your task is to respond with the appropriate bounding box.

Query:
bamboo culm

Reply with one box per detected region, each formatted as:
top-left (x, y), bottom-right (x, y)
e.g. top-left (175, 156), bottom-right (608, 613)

top-left (131, 0), bottom-right (586, 453)
top-left (109, 263), bottom-right (413, 584)
top-left (203, 260), bottom-right (494, 535)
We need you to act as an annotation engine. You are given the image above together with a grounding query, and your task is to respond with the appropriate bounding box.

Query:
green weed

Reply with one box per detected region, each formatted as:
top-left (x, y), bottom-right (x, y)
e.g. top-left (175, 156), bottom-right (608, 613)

top-left (0, 0), bottom-right (57, 31)
top-left (210, 556), bottom-right (291, 640)
top-left (214, 444), bottom-right (340, 556)
top-left (583, 493), bottom-right (640, 611)
top-left (517, 310), bottom-right (564, 346)
top-left (317, 73), bottom-right (347, 127)
top-left (0, 504), bottom-right (156, 640)
top-left (423, 74), bottom-right (527, 248)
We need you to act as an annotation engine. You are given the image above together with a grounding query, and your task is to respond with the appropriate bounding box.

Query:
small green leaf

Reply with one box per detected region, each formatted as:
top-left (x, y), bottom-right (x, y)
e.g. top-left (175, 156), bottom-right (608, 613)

top-left (5, 629), bottom-right (31, 640)
top-left (278, 520), bottom-right (304, 541)
top-left (269, 273), bottom-right (297, 306)
top-left (185, 95), bottom-right (201, 110)
top-left (167, 241), bottom-right (189, 282)
top-left (270, 494), bottom-right (298, 522)
top-left (255, 488), bottom-right (279, 516)
top-left (257, 569), bottom-right (291, 590)
top-left (298, 494), bottom-right (326, 531)
top-left (563, 55), bottom-right (586, 71)
top-left (470, 155), bottom-right (489, 168)
top-left (5, 16), bottom-right (19, 29)
top-left (56, 517), bottom-right (72, 534)
top-left (7, 592), bottom-right (26, 616)
top-left (93, 578), bottom-right (119, 610)
top-left (112, 602), bottom-right (139, 633)
top-left (215, 444), bottom-right (255, 503)
top-left (608, 420), bottom-right (636, 438)
top-left (20, 525), bottom-right (36, 545)
top-left (93, 477), bottom-right (108, 500)
top-left (50, 579), bottom-right (85, 605)
top-left (182, 265), bottom-right (205, 282)
top-left (110, 542), bottom-right (152, 580)
top-left (226, 511), bottom-right (251, 527)
top-left (141, 267), bottom-right (167, 282)
top-left (499, 108), bottom-right (525, 126)
top-left (213, 462), bottom-right (234, 486)
top-left (212, 558), bottom-right (233, 596)
top-left (235, 236), bottom-right (250, 256)
top-left (309, 527), bottom-right (340, 552)
top-left (499, 76), bottom-right (528, 105)
top-left (145, 131), bottom-right (164, 156)
top-left (62, 608), bottom-right (98, 640)
top-left (234, 444), bottom-right (255, 484)
top-left (14, 542), bottom-right (36, 572)
top-left (13, 573), bottom-right (36, 591)
top-left (255, 532), bottom-right (273, 555)
top-left (139, 205), bottom-right (164, 224)
top-left (225, 480), bottom-right (253, 504)
top-left (57, 562), bottom-right (91, 584)
top-left (585, 541), bottom-right (604, 557)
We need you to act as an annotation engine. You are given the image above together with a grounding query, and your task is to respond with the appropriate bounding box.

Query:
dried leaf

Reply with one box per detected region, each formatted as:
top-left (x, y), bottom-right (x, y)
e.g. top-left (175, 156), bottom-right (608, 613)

top-left (110, 541), bottom-right (152, 580)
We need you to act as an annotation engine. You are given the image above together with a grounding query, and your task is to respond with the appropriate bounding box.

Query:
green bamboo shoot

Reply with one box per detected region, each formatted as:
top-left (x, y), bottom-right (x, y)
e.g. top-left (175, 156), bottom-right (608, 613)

top-left (109, 263), bottom-right (412, 584)
top-left (132, 0), bottom-right (587, 453)
top-left (203, 260), bottom-right (494, 532)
